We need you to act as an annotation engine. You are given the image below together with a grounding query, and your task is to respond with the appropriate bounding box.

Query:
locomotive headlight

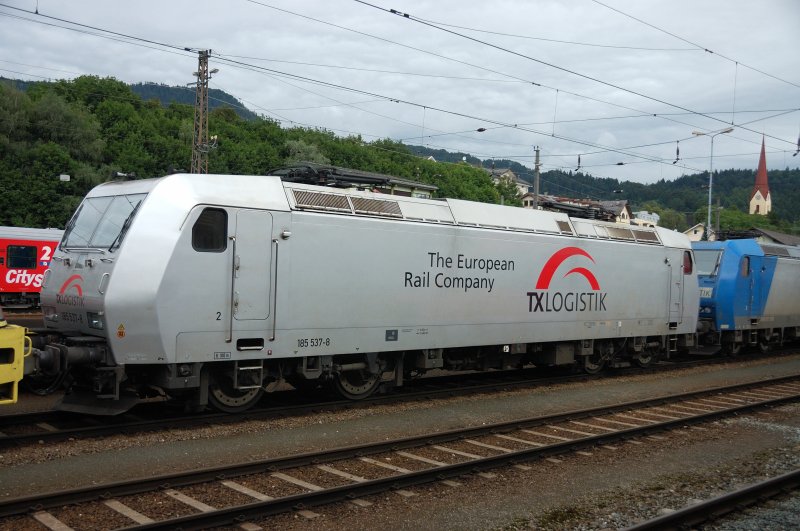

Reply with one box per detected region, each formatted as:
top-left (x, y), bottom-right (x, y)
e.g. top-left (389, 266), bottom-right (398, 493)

top-left (87, 312), bottom-right (105, 330)
top-left (42, 305), bottom-right (58, 322)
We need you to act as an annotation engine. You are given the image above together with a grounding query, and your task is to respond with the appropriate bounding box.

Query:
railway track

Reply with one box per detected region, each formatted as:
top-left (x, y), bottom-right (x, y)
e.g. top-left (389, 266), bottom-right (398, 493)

top-left (0, 351), bottom-right (785, 447)
top-left (626, 468), bottom-right (800, 530)
top-left (1, 374), bottom-right (799, 530)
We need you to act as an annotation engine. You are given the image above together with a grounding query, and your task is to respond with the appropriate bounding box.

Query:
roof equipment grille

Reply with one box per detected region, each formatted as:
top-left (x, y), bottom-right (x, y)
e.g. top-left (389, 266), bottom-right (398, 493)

top-left (556, 220), bottom-right (574, 235)
top-left (292, 190), bottom-right (351, 212)
top-left (760, 245), bottom-right (790, 257)
top-left (351, 197), bottom-right (402, 217)
top-left (606, 227), bottom-right (635, 240)
top-left (631, 229), bottom-right (660, 243)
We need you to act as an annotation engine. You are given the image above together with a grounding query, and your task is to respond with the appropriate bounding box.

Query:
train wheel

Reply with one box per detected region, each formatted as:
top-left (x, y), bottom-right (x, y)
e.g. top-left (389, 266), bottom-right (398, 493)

top-left (757, 339), bottom-right (771, 354)
top-left (207, 369), bottom-right (264, 413)
top-left (582, 353), bottom-right (606, 375)
top-left (722, 341), bottom-right (742, 357)
top-left (332, 368), bottom-right (381, 400)
top-left (633, 348), bottom-right (655, 368)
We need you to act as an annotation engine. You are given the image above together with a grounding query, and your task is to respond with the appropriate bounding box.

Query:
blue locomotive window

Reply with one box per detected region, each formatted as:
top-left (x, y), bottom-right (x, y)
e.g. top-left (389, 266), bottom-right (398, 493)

top-left (740, 256), bottom-right (750, 277)
top-left (694, 249), bottom-right (722, 276)
top-left (7, 246), bottom-right (36, 268)
top-left (192, 208), bottom-right (227, 252)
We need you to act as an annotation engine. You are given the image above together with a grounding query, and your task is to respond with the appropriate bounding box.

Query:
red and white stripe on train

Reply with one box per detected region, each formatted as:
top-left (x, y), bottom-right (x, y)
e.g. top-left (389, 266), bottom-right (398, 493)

top-left (0, 227), bottom-right (63, 308)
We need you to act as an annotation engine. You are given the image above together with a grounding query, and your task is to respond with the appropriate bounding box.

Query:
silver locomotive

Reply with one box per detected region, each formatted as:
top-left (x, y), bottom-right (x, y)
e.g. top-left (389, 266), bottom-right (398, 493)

top-left (33, 172), bottom-right (698, 414)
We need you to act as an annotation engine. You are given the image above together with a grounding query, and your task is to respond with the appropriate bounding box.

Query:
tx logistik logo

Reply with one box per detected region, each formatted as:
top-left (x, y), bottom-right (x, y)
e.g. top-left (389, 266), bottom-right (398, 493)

top-left (526, 247), bottom-right (607, 313)
top-left (56, 274), bottom-right (85, 307)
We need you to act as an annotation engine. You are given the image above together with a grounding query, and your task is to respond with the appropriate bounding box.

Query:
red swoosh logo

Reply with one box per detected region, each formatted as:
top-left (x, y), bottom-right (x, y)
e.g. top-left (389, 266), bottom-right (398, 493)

top-left (59, 274), bottom-right (84, 296)
top-left (563, 267), bottom-right (600, 290)
top-left (535, 247), bottom-right (599, 290)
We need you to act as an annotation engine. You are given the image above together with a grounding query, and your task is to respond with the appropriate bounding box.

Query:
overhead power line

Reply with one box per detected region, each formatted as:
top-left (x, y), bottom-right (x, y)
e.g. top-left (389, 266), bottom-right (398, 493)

top-left (240, 0), bottom-right (716, 133)
top-left (353, 1), bottom-right (796, 147)
top-left (213, 53), bottom-right (526, 84)
top-left (1, 1), bottom-right (787, 175)
top-left (590, 0), bottom-right (800, 91)
top-left (0, 3), bottom-right (189, 53)
top-left (411, 17), bottom-right (698, 51)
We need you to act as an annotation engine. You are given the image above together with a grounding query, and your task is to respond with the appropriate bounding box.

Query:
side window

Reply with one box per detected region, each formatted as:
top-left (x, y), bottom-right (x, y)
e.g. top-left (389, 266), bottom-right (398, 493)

top-left (8, 246), bottom-right (37, 268)
top-left (683, 251), bottom-right (693, 275)
top-left (740, 256), bottom-right (750, 277)
top-left (192, 208), bottom-right (228, 252)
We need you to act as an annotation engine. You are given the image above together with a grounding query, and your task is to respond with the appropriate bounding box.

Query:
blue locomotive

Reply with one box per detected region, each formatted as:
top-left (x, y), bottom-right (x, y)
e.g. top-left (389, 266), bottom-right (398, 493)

top-left (693, 239), bottom-right (800, 354)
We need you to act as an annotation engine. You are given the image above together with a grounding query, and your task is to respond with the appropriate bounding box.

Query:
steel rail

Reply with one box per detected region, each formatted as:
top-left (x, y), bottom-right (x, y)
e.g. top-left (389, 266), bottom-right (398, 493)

top-left (2, 350), bottom-right (791, 447)
top-left (1, 374), bottom-right (798, 523)
top-left (624, 468), bottom-right (800, 530)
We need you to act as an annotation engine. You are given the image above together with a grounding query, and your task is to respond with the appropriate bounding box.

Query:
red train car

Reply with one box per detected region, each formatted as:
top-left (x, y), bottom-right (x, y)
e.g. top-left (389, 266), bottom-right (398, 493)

top-left (0, 226), bottom-right (63, 308)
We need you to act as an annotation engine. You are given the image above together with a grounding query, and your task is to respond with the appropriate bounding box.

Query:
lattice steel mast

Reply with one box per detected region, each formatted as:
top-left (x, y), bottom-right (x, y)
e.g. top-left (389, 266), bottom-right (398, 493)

top-left (191, 50), bottom-right (212, 174)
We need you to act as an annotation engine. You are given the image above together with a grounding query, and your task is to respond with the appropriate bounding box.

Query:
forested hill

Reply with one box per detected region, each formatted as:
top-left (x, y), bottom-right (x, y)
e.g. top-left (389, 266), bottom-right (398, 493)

top-left (409, 145), bottom-right (800, 233)
top-left (128, 83), bottom-right (259, 121)
top-left (0, 77), bottom-right (258, 121)
top-left (1, 75), bottom-right (798, 235)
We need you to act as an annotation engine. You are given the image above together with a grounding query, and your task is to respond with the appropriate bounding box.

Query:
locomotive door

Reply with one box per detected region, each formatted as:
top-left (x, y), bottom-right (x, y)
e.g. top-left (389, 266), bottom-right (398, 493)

top-left (667, 257), bottom-right (684, 324)
top-left (740, 255), bottom-right (758, 319)
top-left (231, 209), bottom-right (273, 322)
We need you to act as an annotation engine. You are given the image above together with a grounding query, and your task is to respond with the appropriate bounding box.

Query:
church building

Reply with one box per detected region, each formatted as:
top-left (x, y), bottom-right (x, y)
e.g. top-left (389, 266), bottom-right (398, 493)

top-left (749, 137), bottom-right (771, 215)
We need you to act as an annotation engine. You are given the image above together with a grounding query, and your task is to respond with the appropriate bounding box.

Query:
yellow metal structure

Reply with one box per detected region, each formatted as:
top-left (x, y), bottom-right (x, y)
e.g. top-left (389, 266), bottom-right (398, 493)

top-left (0, 313), bottom-right (27, 405)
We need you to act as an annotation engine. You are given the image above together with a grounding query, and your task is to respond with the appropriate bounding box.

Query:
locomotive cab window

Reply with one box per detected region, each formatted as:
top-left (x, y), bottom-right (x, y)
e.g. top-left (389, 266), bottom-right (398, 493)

top-left (682, 251), bottom-right (693, 275)
top-left (62, 193), bottom-right (147, 251)
top-left (694, 249), bottom-right (722, 276)
top-left (7, 245), bottom-right (36, 269)
top-left (192, 208), bottom-right (228, 252)
top-left (740, 256), bottom-right (750, 277)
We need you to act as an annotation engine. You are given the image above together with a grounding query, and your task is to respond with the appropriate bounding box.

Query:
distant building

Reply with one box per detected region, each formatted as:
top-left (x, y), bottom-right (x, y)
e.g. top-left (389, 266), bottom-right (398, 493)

top-left (683, 223), bottom-right (707, 242)
top-left (488, 168), bottom-right (531, 196)
top-left (633, 211), bottom-right (661, 226)
top-left (749, 138), bottom-right (772, 215)
top-left (718, 227), bottom-right (800, 246)
top-left (750, 228), bottom-right (799, 246)
top-left (599, 200), bottom-right (633, 224)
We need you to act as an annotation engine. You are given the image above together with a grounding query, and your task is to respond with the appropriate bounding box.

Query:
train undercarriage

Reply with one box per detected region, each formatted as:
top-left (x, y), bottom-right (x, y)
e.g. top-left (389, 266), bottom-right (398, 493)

top-left (699, 324), bottom-right (800, 357)
top-left (21, 332), bottom-right (697, 415)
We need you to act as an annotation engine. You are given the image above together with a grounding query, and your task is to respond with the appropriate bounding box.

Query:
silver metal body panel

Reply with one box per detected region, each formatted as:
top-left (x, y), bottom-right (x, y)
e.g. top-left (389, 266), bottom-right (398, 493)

top-left (763, 254), bottom-right (800, 328)
top-left (41, 174), bottom-right (697, 367)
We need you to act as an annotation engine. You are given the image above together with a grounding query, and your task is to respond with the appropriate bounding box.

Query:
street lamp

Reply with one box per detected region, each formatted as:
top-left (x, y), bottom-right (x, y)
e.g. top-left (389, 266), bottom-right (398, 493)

top-left (692, 127), bottom-right (733, 240)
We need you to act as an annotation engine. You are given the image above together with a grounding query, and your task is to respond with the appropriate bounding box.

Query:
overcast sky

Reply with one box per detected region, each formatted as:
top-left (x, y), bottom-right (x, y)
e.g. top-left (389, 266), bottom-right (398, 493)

top-left (1, 0), bottom-right (798, 184)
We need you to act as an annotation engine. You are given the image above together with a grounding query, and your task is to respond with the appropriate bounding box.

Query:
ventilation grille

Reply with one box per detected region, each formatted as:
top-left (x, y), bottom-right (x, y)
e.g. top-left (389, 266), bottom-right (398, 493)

top-left (631, 229), bottom-right (660, 243)
top-left (761, 245), bottom-right (790, 257)
top-left (606, 227), bottom-right (635, 240)
top-left (556, 221), bottom-right (574, 235)
top-left (292, 190), bottom-right (350, 212)
top-left (351, 197), bottom-right (402, 217)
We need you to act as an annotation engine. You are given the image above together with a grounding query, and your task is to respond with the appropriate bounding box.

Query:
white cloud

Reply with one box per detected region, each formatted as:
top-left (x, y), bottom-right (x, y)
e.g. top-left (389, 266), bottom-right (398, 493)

top-left (0, 0), bottom-right (797, 183)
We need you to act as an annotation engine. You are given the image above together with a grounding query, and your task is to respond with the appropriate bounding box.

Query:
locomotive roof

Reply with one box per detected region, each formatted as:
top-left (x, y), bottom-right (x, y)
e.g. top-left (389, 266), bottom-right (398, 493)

top-left (693, 239), bottom-right (800, 259)
top-left (81, 174), bottom-right (689, 249)
top-left (283, 181), bottom-right (684, 248)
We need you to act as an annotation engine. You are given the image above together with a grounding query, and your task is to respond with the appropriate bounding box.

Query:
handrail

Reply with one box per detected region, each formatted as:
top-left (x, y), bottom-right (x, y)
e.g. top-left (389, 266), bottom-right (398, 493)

top-left (226, 236), bottom-right (237, 343)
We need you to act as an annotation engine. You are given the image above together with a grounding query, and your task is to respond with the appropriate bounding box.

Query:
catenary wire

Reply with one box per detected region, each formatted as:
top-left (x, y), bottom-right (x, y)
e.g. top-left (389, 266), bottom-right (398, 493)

top-left (353, 0), bottom-right (796, 147)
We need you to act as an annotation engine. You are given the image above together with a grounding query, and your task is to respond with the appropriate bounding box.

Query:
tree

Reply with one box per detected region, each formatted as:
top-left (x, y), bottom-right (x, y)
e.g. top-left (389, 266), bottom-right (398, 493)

top-left (495, 177), bottom-right (523, 206)
top-left (283, 139), bottom-right (330, 165)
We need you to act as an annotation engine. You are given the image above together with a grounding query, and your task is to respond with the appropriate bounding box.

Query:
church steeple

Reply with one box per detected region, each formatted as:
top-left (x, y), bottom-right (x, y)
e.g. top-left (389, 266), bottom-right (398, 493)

top-left (749, 137), bottom-right (771, 215)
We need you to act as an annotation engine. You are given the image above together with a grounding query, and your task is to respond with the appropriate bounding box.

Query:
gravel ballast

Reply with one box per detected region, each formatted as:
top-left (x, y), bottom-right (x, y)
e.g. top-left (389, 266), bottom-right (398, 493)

top-left (1, 354), bottom-right (799, 530)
